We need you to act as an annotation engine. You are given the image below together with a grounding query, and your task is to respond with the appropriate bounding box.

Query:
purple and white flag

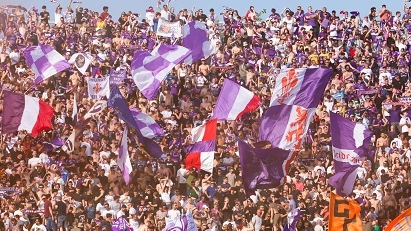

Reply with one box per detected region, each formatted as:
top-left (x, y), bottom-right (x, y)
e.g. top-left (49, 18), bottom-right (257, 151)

top-left (109, 69), bottom-right (127, 85)
top-left (238, 140), bottom-right (298, 197)
top-left (118, 126), bottom-right (132, 185)
top-left (88, 76), bottom-right (110, 99)
top-left (259, 68), bottom-right (332, 150)
top-left (163, 210), bottom-right (194, 231)
top-left (284, 208), bottom-right (301, 231)
top-left (109, 86), bottom-right (163, 158)
top-left (329, 112), bottom-right (372, 197)
top-left (212, 79), bottom-right (260, 120)
top-left (112, 216), bottom-right (132, 231)
top-left (131, 44), bottom-right (191, 100)
top-left (68, 53), bottom-right (92, 75)
top-left (130, 108), bottom-right (164, 139)
top-left (182, 21), bottom-right (217, 64)
top-left (50, 0), bottom-right (59, 3)
top-left (24, 44), bottom-right (70, 86)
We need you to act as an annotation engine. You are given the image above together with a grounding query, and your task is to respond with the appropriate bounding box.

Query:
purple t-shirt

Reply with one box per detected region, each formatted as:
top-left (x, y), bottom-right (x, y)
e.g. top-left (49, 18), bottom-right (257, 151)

top-left (305, 12), bottom-right (317, 27)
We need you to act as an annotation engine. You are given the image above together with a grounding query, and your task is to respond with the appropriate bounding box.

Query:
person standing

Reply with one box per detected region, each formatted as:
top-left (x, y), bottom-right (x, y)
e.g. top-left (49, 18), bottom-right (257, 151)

top-left (55, 196), bottom-right (67, 231)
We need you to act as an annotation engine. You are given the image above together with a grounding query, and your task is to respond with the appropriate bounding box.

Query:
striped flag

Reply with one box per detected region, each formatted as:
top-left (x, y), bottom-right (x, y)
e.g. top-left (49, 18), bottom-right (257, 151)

top-left (131, 44), bottom-right (191, 100)
top-left (212, 79), bottom-right (260, 120)
top-left (118, 127), bottom-right (132, 185)
top-left (185, 119), bottom-right (217, 173)
top-left (24, 44), bottom-right (70, 86)
top-left (2, 91), bottom-right (54, 137)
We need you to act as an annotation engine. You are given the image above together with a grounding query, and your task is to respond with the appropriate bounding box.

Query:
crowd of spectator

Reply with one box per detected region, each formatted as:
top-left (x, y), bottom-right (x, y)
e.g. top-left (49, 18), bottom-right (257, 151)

top-left (1, 1), bottom-right (411, 231)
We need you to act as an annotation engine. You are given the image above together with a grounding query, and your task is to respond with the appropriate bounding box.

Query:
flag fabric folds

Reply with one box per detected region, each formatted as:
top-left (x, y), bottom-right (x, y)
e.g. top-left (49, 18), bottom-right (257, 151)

top-left (118, 126), bottom-right (132, 185)
top-left (2, 91), bottom-right (54, 137)
top-left (88, 76), bottom-right (110, 99)
top-left (131, 44), bottom-right (191, 100)
top-left (163, 209), bottom-right (197, 231)
top-left (130, 108), bottom-right (164, 139)
top-left (212, 79), bottom-right (260, 120)
top-left (185, 119), bottom-right (217, 173)
top-left (68, 53), bottom-right (92, 75)
top-left (284, 208), bottom-right (301, 231)
top-left (237, 140), bottom-right (298, 197)
top-left (329, 192), bottom-right (363, 231)
top-left (328, 112), bottom-right (372, 197)
top-left (385, 206), bottom-right (411, 231)
top-left (24, 44), bottom-right (70, 85)
top-left (259, 68), bottom-right (332, 150)
top-left (182, 21), bottom-right (217, 64)
top-left (109, 85), bottom-right (163, 158)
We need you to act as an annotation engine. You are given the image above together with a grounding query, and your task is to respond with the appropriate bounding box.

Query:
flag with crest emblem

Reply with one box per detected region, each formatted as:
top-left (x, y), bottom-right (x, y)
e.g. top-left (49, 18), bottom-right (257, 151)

top-left (259, 68), bottom-right (332, 150)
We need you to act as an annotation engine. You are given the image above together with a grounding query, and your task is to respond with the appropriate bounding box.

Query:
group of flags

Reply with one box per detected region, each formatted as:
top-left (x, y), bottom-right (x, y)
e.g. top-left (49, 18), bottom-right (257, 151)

top-left (7, 17), bottom-right (411, 231)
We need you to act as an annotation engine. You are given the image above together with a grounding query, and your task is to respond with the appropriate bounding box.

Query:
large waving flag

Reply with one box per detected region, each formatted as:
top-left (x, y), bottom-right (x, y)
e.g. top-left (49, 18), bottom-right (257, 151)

top-left (329, 192), bottom-right (363, 231)
top-left (385, 206), bottom-right (411, 231)
top-left (2, 91), bottom-right (54, 137)
top-left (259, 68), bottom-right (332, 150)
top-left (68, 53), bottom-right (93, 75)
top-left (238, 140), bottom-right (298, 197)
top-left (212, 79), bottom-right (260, 121)
top-left (118, 127), bottom-right (132, 185)
top-left (182, 21), bottom-right (217, 64)
top-left (185, 119), bottom-right (217, 173)
top-left (130, 108), bottom-right (164, 139)
top-left (131, 44), bottom-right (191, 100)
top-left (109, 86), bottom-right (163, 158)
top-left (329, 111), bottom-right (372, 197)
top-left (24, 44), bottom-right (70, 85)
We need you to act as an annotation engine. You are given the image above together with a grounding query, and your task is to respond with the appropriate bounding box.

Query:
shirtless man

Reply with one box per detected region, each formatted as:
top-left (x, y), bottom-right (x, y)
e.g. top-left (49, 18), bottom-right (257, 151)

top-left (200, 97), bottom-right (212, 111)
top-left (69, 70), bottom-right (81, 89)
top-left (198, 59), bottom-right (210, 77)
top-left (376, 132), bottom-right (389, 148)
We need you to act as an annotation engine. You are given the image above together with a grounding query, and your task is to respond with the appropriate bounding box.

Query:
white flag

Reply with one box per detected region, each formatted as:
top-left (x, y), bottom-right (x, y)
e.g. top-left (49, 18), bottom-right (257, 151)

top-left (88, 76), bottom-right (110, 99)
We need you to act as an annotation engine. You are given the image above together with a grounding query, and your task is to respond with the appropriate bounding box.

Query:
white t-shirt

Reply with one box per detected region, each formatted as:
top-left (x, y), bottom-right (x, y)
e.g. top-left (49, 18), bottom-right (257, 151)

top-left (400, 117), bottom-right (411, 133)
top-left (31, 224), bottom-right (47, 231)
top-left (176, 168), bottom-right (188, 183)
top-left (252, 215), bottom-right (262, 231)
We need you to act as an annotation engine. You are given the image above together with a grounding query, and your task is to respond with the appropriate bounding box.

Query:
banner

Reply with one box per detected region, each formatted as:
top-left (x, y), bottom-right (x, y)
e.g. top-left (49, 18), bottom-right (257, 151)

top-left (157, 18), bottom-right (182, 38)
top-left (329, 192), bottom-right (363, 231)
top-left (110, 69), bottom-right (127, 85)
top-left (356, 89), bottom-right (379, 95)
top-left (88, 76), bottom-right (110, 99)
top-left (112, 217), bottom-right (132, 231)
top-left (385, 206), bottom-right (411, 231)
top-left (399, 97), bottom-right (411, 103)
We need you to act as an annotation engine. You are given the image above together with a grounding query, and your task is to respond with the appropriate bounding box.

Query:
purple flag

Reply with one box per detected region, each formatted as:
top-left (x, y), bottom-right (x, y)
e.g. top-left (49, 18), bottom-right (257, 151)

top-left (329, 112), bottom-right (372, 197)
top-left (259, 68), bottom-right (332, 150)
top-left (182, 21), bottom-right (217, 64)
top-left (24, 44), bottom-right (70, 86)
top-left (118, 127), bottom-right (132, 185)
top-left (238, 140), bottom-right (297, 197)
top-left (130, 44), bottom-right (191, 100)
top-left (109, 69), bottom-right (127, 85)
top-left (112, 216), bottom-right (132, 231)
top-left (109, 85), bottom-right (163, 158)
top-left (130, 108), bottom-right (164, 139)
top-left (284, 209), bottom-right (301, 231)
